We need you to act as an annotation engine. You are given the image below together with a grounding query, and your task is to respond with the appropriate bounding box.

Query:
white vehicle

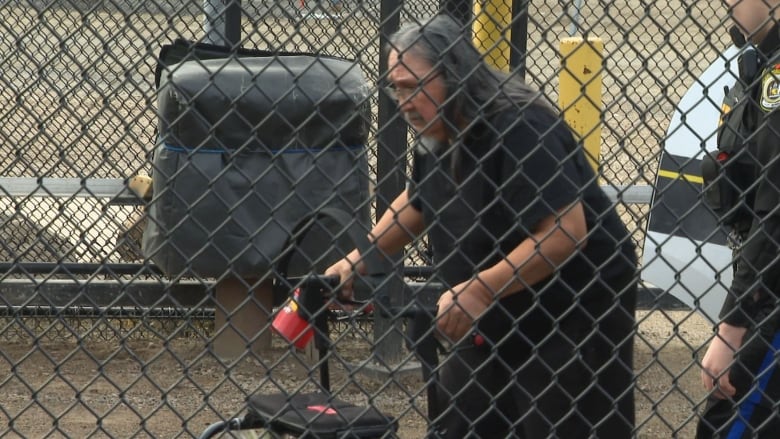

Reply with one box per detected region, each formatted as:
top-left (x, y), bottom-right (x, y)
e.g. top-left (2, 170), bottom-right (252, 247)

top-left (641, 46), bottom-right (740, 323)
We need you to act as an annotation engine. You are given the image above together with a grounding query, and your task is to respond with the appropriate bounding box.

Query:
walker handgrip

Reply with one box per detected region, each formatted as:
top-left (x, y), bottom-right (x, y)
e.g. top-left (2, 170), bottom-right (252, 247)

top-left (385, 305), bottom-right (485, 347)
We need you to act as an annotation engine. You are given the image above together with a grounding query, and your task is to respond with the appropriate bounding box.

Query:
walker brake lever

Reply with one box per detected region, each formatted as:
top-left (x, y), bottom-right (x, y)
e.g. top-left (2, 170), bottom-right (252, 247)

top-left (287, 274), bottom-right (373, 312)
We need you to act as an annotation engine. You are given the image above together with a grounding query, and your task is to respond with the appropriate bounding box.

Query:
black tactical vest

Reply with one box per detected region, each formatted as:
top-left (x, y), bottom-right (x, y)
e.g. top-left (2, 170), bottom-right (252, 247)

top-left (701, 45), bottom-right (762, 232)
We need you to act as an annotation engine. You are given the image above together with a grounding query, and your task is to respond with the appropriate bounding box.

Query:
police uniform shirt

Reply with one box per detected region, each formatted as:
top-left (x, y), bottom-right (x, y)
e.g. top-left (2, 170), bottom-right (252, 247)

top-left (407, 106), bottom-right (637, 344)
top-left (720, 23), bottom-right (780, 327)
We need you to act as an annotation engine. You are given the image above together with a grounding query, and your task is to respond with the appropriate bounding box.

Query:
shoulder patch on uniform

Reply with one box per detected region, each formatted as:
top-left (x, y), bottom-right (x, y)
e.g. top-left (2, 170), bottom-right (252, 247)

top-left (759, 65), bottom-right (780, 112)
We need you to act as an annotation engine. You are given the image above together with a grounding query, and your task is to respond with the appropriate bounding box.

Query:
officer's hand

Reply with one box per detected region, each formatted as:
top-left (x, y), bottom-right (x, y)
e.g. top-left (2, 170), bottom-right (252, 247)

top-left (324, 250), bottom-right (365, 302)
top-left (436, 279), bottom-right (492, 343)
top-left (700, 323), bottom-right (747, 399)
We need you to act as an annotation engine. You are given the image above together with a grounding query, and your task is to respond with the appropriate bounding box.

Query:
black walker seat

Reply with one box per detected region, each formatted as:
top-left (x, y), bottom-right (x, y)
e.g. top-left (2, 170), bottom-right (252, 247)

top-left (243, 272), bottom-right (399, 438)
top-left (197, 208), bottom-right (403, 438)
top-left (195, 208), bottom-right (448, 438)
top-left (196, 275), bottom-right (445, 438)
top-left (245, 392), bottom-right (395, 438)
top-left (196, 272), bottom-right (446, 438)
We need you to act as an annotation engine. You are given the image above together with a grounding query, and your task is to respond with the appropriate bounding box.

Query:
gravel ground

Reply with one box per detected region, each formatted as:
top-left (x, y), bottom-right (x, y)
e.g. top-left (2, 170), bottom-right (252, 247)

top-left (0, 309), bottom-right (714, 438)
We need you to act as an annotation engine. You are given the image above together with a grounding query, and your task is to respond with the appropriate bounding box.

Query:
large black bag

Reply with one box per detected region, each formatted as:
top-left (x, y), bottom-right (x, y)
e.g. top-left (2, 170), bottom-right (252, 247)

top-left (142, 42), bottom-right (372, 277)
top-left (153, 38), bottom-right (316, 89)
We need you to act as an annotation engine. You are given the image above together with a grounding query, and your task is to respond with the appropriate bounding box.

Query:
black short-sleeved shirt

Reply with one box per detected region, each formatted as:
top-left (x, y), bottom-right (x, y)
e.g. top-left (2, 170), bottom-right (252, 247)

top-left (718, 25), bottom-right (780, 326)
top-left (408, 106), bottom-right (637, 341)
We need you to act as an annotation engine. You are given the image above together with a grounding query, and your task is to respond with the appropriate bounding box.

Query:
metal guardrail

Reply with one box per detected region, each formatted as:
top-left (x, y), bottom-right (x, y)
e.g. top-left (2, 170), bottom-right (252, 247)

top-left (0, 177), bottom-right (654, 204)
top-left (0, 177), bottom-right (139, 203)
top-left (601, 184), bottom-right (654, 204)
top-left (0, 179), bottom-right (678, 315)
top-left (0, 177), bottom-right (659, 305)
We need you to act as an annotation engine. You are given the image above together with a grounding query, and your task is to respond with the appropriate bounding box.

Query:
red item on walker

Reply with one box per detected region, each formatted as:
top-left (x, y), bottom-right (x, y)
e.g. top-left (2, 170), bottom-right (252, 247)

top-left (272, 288), bottom-right (314, 349)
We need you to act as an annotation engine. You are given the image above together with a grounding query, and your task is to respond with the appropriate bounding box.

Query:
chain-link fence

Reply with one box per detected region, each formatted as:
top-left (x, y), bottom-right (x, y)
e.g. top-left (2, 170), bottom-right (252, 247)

top-left (0, 0), bottom-right (756, 437)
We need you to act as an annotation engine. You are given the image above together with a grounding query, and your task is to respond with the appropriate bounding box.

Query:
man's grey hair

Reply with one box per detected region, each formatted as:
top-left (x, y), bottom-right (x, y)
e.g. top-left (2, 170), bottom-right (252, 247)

top-left (387, 14), bottom-right (556, 178)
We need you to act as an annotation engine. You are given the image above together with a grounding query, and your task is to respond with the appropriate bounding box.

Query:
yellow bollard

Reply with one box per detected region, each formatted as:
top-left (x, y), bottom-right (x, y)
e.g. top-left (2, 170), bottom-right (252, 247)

top-left (473, 0), bottom-right (512, 71)
top-left (559, 37), bottom-right (604, 173)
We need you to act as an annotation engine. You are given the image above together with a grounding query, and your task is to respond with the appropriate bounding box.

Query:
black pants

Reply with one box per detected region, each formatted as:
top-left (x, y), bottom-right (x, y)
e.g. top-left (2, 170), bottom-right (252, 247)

top-left (697, 329), bottom-right (780, 439)
top-left (431, 287), bottom-right (637, 438)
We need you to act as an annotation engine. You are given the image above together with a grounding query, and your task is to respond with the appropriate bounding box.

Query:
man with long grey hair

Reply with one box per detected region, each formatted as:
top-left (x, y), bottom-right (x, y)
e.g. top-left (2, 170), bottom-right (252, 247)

top-left (327, 14), bottom-right (638, 437)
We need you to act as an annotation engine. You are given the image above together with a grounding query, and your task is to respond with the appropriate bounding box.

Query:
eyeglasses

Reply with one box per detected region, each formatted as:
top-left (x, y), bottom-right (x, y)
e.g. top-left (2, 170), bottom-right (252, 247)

top-left (383, 72), bottom-right (442, 103)
top-left (383, 84), bottom-right (418, 103)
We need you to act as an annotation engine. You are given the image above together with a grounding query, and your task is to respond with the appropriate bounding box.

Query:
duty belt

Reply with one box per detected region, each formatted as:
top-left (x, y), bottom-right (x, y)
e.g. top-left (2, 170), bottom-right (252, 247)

top-left (727, 228), bottom-right (745, 251)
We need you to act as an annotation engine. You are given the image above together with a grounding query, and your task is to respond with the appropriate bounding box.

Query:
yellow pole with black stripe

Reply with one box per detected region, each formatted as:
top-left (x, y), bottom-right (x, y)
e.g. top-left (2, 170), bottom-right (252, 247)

top-left (473, 0), bottom-right (512, 71)
top-left (559, 37), bottom-right (603, 172)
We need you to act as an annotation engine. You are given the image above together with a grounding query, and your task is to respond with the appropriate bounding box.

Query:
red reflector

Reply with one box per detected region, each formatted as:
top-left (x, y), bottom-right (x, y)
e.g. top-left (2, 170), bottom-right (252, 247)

top-left (716, 152), bottom-right (729, 162)
top-left (306, 405), bottom-right (337, 415)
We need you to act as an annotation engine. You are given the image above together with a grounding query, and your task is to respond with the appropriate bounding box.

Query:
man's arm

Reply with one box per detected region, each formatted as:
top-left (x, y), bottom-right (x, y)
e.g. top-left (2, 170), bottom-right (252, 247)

top-left (701, 105), bottom-right (780, 398)
top-left (701, 323), bottom-right (748, 399)
top-left (369, 189), bottom-right (426, 258)
top-left (720, 105), bottom-right (780, 327)
top-left (326, 189), bottom-right (424, 296)
top-left (477, 201), bottom-right (588, 299)
top-left (702, 215), bottom-right (780, 398)
top-left (436, 202), bottom-right (588, 340)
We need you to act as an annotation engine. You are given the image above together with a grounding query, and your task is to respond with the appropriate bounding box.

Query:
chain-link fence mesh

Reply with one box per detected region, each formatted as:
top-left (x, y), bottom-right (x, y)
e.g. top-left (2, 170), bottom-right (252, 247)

top-left (0, 0), bottom-right (758, 437)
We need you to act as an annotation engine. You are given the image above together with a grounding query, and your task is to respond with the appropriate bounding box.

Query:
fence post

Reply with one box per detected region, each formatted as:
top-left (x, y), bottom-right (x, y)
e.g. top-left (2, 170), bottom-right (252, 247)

top-left (559, 37), bottom-right (604, 172)
top-left (202, 0), bottom-right (277, 361)
top-left (473, 0), bottom-right (512, 70)
top-left (509, 0), bottom-right (529, 74)
top-left (203, 0), bottom-right (242, 46)
top-left (372, 0), bottom-right (407, 367)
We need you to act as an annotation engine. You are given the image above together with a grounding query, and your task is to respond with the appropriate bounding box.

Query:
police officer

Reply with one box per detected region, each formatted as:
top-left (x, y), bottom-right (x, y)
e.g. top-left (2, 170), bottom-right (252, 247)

top-left (327, 15), bottom-right (638, 438)
top-left (698, 2), bottom-right (780, 437)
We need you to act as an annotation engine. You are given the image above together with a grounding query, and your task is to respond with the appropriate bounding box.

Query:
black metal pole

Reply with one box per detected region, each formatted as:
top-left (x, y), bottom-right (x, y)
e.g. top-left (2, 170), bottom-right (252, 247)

top-left (377, 0), bottom-right (405, 211)
top-left (374, 0), bottom-right (406, 366)
top-left (440, 0), bottom-right (472, 26)
top-left (203, 0), bottom-right (242, 47)
top-left (224, 0), bottom-right (242, 45)
top-left (510, 0), bottom-right (529, 76)
top-left (438, 0), bottom-right (527, 75)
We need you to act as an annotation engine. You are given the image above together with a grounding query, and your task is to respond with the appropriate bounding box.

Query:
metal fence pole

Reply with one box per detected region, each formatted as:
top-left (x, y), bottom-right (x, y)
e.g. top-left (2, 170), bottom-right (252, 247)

top-left (473, 0), bottom-right (512, 70)
top-left (202, 0), bottom-right (280, 361)
top-left (439, 0), bottom-right (527, 74)
top-left (203, 0), bottom-right (242, 46)
top-left (373, 0), bottom-right (406, 366)
top-left (510, 0), bottom-right (529, 75)
top-left (440, 0), bottom-right (472, 25)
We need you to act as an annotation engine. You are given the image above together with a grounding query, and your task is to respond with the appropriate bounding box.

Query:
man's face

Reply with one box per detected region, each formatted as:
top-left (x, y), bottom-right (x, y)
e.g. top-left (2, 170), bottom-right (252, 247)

top-left (387, 49), bottom-right (449, 143)
top-left (725, 0), bottom-right (777, 43)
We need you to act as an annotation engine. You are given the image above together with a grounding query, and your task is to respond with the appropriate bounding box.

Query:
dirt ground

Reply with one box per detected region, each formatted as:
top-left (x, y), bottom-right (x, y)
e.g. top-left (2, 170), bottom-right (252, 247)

top-left (0, 309), bottom-right (714, 438)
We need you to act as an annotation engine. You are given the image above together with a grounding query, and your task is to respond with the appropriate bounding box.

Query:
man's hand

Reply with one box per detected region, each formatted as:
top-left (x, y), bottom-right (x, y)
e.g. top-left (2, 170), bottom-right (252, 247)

top-left (324, 250), bottom-right (364, 302)
top-left (700, 323), bottom-right (748, 399)
top-left (436, 279), bottom-right (492, 343)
